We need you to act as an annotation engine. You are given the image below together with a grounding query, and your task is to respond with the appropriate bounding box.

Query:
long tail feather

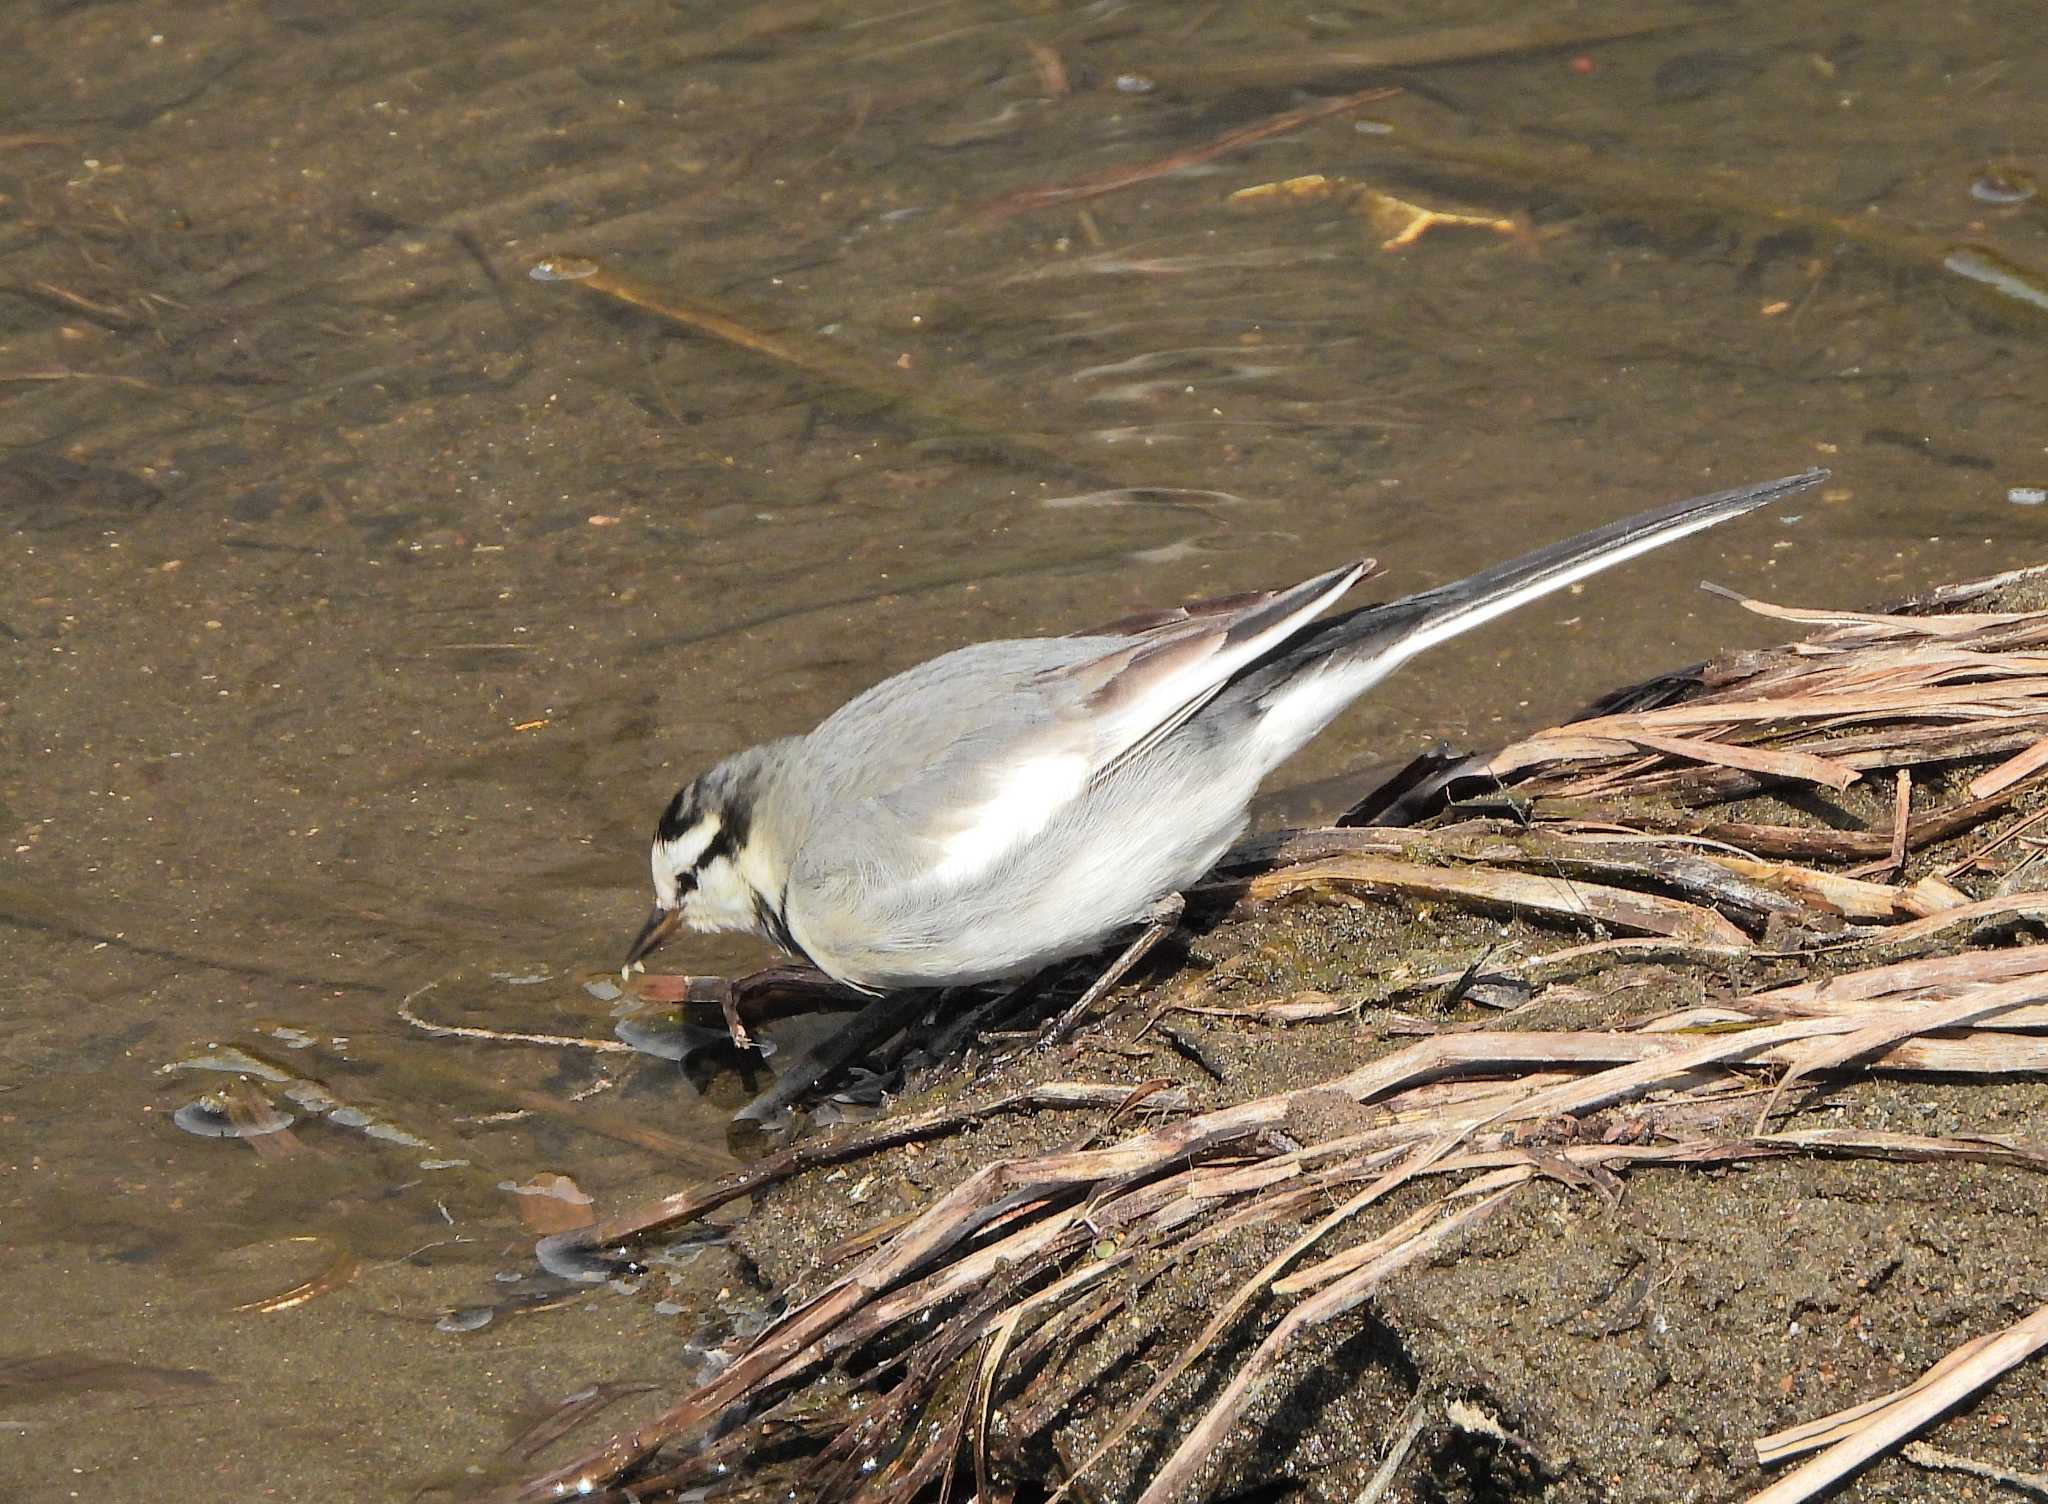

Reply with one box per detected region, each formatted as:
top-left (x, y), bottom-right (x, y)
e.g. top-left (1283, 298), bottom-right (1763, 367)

top-left (1239, 468), bottom-right (1828, 759)
top-left (1353, 468), bottom-right (1823, 671)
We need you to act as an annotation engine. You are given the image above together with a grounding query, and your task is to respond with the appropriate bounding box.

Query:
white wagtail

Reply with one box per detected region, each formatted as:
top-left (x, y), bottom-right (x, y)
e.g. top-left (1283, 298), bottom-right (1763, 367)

top-left (624, 470), bottom-right (1824, 997)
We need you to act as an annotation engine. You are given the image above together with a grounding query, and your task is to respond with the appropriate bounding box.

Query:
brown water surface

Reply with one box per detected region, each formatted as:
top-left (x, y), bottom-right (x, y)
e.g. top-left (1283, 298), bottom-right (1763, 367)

top-left (2, 0), bottom-right (2043, 1497)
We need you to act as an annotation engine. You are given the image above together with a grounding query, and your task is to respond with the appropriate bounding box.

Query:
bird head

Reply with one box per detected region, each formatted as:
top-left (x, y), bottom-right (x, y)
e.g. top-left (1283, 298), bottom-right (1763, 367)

top-left (622, 756), bottom-right (772, 973)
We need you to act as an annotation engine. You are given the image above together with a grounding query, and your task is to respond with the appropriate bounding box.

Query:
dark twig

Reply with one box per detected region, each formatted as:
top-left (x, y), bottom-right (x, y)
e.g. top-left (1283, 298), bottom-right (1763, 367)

top-left (534, 1080), bottom-right (1194, 1264)
top-left (1045, 893), bottom-right (1186, 1045)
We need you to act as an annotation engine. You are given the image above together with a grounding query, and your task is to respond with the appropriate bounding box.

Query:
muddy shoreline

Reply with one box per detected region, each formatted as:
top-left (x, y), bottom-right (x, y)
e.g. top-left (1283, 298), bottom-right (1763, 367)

top-left (514, 566), bottom-right (2048, 1504)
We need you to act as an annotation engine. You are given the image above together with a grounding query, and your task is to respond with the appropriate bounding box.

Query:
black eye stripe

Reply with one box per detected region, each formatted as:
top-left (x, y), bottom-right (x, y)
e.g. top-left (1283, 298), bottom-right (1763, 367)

top-left (655, 785), bottom-right (700, 844)
top-left (693, 828), bottom-right (736, 872)
top-left (655, 762), bottom-right (758, 878)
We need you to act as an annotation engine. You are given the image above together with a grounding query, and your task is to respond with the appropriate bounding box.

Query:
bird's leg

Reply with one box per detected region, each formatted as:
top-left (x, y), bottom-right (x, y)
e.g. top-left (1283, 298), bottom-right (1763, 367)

top-left (731, 987), bottom-right (934, 1128)
top-left (1044, 893), bottom-right (1187, 1046)
top-left (921, 977), bottom-right (1037, 1065)
top-left (697, 974), bottom-right (751, 1052)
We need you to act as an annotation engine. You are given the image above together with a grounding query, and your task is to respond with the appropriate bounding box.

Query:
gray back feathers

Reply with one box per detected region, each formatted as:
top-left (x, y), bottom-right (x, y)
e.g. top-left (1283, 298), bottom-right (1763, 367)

top-left (650, 469), bottom-right (1828, 990)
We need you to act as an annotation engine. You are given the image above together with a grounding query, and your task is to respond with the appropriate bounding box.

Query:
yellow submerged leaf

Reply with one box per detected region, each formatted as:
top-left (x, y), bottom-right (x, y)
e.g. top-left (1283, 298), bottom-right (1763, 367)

top-left (1227, 173), bottom-right (1349, 204)
top-left (1354, 189), bottom-right (1519, 251)
top-left (1231, 175), bottom-right (1520, 251)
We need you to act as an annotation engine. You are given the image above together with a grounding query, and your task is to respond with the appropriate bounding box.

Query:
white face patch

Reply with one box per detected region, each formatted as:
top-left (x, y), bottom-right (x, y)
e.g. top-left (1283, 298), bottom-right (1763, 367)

top-left (685, 852), bottom-right (761, 934)
top-left (651, 811), bottom-right (768, 936)
top-left (927, 751), bottom-right (1089, 885)
top-left (651, 815), bottom-right (721, 909)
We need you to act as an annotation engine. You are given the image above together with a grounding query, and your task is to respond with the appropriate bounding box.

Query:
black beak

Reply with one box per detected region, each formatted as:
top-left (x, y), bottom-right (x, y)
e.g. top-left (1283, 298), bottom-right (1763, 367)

top-left (622, 905), bottom-right (682, 974)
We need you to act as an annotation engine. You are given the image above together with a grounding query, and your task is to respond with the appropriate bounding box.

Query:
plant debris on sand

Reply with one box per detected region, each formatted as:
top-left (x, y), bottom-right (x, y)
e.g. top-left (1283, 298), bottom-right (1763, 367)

top-left (507, 564), bottom-right (2048, 1504)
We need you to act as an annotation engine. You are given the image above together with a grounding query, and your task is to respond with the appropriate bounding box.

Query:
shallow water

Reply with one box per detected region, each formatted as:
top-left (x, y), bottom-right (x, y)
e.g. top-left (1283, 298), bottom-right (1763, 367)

top-left (2, 0), bottom-right (2044, 1496)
